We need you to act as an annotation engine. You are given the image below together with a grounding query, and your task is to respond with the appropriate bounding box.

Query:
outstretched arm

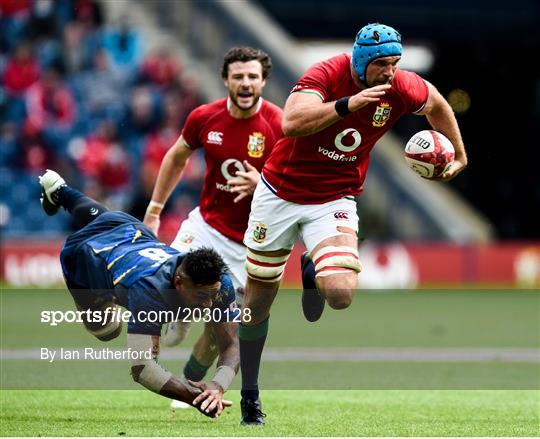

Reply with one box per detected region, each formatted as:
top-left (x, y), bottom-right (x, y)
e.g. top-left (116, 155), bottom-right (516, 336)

top-left (189, 321), bottom-right (239, 416)
top-left (282, 84), bottom-right (391, 137)
top-left (213, 320), bottom-right (240, 374)
top-left (127, 333), bottom-right (231, 418)
top-left (418, 82), bottom-right (468, 181)
top-left (143, 136), bottom-right (193, 234)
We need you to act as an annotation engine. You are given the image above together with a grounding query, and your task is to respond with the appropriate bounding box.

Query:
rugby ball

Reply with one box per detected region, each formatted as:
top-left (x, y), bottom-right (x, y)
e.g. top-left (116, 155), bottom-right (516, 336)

top-left (404, 130), bottom-right (455, 178)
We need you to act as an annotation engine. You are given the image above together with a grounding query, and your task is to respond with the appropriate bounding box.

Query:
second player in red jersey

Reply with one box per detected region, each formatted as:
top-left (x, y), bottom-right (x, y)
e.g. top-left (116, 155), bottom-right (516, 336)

top-left (182, 97), bottom-right (281, 242)
top-left (263, 53), bottom-right (428, 203)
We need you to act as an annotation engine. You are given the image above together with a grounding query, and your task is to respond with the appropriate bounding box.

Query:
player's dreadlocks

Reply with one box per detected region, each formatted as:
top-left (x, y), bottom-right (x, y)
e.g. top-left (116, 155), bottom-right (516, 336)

top-left (183, 247), bottom-right (226, 285)
top-left (221, 46), bottom-right (272, 79)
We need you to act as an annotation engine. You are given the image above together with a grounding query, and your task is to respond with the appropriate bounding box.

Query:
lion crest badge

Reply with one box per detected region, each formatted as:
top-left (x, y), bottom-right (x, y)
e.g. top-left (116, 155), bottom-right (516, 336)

top-left (247, 132), bottom-right (265, 158)
top-left (372, 102), bottom-right (392, 127)
top-left (253, 223), bottom-right (267, 243)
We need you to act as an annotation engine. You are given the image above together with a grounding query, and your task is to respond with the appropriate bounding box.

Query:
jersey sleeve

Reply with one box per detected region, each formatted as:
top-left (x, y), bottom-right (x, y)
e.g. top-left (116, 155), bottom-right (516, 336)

top-left (394, 70), bottom-right (429, 114)
top-left (180, 105), bottom-right (206, 150)
top-left (266, 105), bottom-right (283, 153)
top-left (290, 60), bottom-right (332, 102)
top-left (269, 105), bottom-right (283, 134)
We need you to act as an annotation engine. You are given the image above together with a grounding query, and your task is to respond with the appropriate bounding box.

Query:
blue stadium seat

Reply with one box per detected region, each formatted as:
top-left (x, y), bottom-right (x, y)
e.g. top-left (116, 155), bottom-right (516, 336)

top-left (2, 3), bottom-right (202, 238)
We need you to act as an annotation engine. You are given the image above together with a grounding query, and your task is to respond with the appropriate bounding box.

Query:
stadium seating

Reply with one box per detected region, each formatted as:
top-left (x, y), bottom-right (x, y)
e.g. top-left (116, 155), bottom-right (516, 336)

top-left (0, 0), bottom-right (203, 237)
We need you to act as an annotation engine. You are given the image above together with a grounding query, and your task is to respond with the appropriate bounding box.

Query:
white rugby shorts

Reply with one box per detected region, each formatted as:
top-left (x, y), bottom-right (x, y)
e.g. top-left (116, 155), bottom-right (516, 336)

top-left (244, 179), bottom-right (359, 253)
top-left (170, 207), bottom-right (247, 290)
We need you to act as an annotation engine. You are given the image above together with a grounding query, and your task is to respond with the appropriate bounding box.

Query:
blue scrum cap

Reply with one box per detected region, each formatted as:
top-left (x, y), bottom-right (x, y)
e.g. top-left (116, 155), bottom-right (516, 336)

top-left (351, 23), bottom-right (402, 81)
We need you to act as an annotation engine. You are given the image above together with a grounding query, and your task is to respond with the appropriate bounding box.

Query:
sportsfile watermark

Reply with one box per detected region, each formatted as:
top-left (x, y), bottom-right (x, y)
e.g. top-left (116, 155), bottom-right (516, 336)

top-left (40, 306), bottom-right (251, 326)
top-left (2, 288), bottom-right (538, 390)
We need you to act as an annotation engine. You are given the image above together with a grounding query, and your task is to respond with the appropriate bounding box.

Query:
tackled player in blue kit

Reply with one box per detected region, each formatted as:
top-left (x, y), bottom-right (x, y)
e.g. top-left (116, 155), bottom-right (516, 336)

top-left (39, 169), bottom-right (240, 418)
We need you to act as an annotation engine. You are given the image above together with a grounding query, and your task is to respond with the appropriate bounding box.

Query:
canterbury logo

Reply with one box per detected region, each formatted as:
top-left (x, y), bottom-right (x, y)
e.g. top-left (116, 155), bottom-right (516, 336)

top-left (207, 131), bottom-right (223, 145)
top-left (333, 211), bottom-right (349, 220)
top-left (89, 207), bottom-right (99, 216)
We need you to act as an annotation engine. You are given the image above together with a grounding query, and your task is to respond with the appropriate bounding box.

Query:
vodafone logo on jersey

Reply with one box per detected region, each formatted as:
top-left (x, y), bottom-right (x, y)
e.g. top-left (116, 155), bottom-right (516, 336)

top-left (334, 128), bottom-right (362, 152)
top-left (216, 159), bottom-right (246, 192)
top-left (207, 131), bottom-right (223, 145)
top-left (221, 159), bottom-right (245, 180)
top-left (317, 128), bottom-right (362, 163)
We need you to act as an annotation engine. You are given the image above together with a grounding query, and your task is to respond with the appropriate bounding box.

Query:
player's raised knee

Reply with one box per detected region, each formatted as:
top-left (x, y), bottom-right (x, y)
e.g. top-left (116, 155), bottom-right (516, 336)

top-left (325, 289), bottom-right (354, 310)
top-left (312, 245), bottom-right (361, 309)
top-left (312, 245), bottom-right (362, 278)
top-left (319, 277), bottom-right (357, 309)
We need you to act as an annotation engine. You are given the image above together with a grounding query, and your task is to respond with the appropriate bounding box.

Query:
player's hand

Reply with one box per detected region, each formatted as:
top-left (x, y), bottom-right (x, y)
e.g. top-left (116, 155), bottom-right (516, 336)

top-left (434, 156), bottom-right (468, 182)
top-left (189, 380), bottom-right (232, 418)
top-left (227, 160), bottom-right (260, 203)
top-left (349, 84), bottom-right (392, 112)
top-left (143, 213), bottom-right (160, 235)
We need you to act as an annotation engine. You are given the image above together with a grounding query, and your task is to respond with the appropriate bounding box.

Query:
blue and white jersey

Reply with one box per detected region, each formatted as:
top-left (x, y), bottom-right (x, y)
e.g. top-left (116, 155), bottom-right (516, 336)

top-left (60, 211), bottom-right (238, 335)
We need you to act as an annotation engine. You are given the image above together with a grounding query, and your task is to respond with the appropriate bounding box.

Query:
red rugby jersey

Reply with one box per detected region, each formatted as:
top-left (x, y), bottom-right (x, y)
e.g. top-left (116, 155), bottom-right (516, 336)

top-left (182, 98), bottom-right (282, 243)
top-left (262, 54), bottom-right (428, 204)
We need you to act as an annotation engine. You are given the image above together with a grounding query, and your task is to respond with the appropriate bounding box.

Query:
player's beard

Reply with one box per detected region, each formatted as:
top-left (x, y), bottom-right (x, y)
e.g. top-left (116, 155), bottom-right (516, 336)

top-left (368, 76), bottom-right (393, 87)
top-left (230, 91), bottom-right (261, 112)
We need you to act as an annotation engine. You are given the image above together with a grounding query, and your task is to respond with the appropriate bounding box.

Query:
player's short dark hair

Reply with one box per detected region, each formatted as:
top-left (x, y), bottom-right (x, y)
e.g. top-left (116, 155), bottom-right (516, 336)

top-left (182, 248), bottom-right (226, 285)
top-left (221, 46), bottom-right (272, 79)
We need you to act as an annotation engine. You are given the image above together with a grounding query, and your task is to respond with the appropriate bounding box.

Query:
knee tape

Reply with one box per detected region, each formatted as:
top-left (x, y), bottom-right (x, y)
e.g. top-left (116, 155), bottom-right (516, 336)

top-left (312, 246), bottom-right (362, 277)
top-left (245, 249), bottom-right (289, 282)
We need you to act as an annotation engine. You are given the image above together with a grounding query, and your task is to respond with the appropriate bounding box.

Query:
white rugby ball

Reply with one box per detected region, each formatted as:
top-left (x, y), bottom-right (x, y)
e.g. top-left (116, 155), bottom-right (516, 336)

top-left (404, 130), bottom-right (455, 178)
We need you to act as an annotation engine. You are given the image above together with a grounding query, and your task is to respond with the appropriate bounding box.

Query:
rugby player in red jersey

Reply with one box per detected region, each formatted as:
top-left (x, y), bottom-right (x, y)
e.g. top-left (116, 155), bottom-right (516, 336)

top-left (239, 23), bottom-right (468, 425)
top-left (143, 47), bottom-right (282, 411)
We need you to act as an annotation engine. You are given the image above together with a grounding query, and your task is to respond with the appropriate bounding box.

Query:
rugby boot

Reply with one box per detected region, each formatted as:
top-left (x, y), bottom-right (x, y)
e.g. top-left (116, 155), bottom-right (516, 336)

top-left (240, 397), bottom-right (266, 426)
top-left (162, 320), bottom-right (192, 347)
top-left (170, 399), bottom-right (192, 409)
top-left (301, 251), bottom-right (325, 322)
top-left (38, 169), bottom-right (66, 215)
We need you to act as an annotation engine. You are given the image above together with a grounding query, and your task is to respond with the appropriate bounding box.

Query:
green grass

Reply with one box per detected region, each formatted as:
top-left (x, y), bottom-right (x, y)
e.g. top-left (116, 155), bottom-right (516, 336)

top-left (2, 359), bottom-right (538, 391)
top-left (1, 390), bottom-right (538, 436)
top-left (1, 289), bottom-right (539, 391)
top-left (2, 289), bottom-right (539, 348)
top-left (1, 288), bottom-right (539, 435)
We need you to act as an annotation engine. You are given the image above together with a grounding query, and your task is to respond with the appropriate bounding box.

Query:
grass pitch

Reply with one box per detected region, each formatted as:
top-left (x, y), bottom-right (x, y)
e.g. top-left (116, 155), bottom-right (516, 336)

top-left (1, 288), bottom-right (539, 436)
top-left (1, 390), bottom-right (539, 436)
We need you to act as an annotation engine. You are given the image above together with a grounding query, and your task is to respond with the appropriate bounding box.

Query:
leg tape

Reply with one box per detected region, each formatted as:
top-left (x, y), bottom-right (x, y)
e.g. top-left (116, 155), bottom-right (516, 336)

top-left (245, 249), bottom-right (290, 283)
top-left (312, 245), bottom-right (362, 277)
